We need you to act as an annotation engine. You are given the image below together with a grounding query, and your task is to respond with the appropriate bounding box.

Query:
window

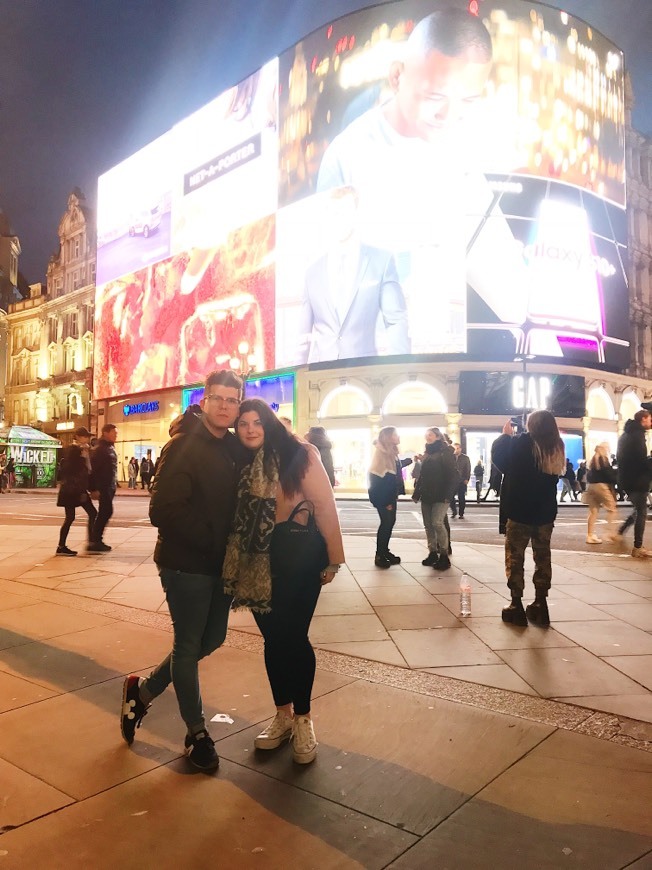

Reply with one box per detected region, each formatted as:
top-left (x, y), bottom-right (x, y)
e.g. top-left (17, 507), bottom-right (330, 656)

top-left (74, 237), bottom-right (80, 259)
top-left (72, 271), bottom-right (80, 291)
top-left (90, 262), bottom-right (96, 283)
top-left (83, 335), bottom-right (93, 369)
top-left (12, 400), bottom-right (19, 424)
top-left (48, 316), bottom-right (58, 344)
top-left (21, 398), bottom-right (29, 423)
top-left (49, 346), bottom-right (58, 376)
top-left (63, 341), bottom-right (76, 372)
top-left (63, 311), bottom-right (78, 339)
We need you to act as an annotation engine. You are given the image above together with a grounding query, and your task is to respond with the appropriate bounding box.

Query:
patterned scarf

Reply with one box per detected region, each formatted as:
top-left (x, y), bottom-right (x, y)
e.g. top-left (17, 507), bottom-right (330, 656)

top-left (223, 447), bottom-right (278, 613)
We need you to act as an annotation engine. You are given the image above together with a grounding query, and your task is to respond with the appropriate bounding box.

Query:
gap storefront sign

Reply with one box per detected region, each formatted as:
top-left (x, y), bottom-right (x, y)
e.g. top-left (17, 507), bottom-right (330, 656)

top-left (459, 372), bottom-right (586, 417)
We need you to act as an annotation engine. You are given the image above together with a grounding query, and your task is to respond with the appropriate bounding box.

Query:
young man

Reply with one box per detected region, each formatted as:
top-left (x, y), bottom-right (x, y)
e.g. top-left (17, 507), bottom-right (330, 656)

top-left (451, 442), bottom-right (471, 518)
top-left (89, 423), bottom-right (118, 552)
top-left (294, 186), bottom-right (409, 364)
top-left (615, 409), bottom-right (652, 558)
top-left (317, 8), bottom-right (529, 355)
top-left (120, 370), bottom-right (244, 771)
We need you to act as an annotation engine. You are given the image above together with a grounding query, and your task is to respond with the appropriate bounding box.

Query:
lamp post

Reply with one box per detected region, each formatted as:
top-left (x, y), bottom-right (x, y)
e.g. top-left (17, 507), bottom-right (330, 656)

top-left (514, 354), bottom-right (535, 428)
top-left (229, 340), bottom-right (257, 395)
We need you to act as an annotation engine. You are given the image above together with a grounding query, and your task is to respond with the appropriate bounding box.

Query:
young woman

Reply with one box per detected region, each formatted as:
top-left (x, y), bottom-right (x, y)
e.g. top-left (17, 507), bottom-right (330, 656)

top-left (56, 427), bottom-right (98, 556)
top-left (412, 428), bottom-right (459, 570)
top-left (584, 443), bottom-right (618, 544)
top-left (492, 411), bottom-right (565, 627)
top-left (368, 427), bottom-right (412, 568)
top-left (223, 400), bottom-right (344, 764)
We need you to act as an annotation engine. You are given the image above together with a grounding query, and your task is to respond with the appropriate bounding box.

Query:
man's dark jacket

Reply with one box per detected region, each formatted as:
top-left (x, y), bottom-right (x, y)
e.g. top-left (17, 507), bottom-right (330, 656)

top-left (617, 418), bottom-right (652, 494)
top-left (413, 441), bottom-right (459, 504)
top-left (492, 433), bottom-right (559, 526)
top-left (90, 438), bottom-right (117, 490)
top-left (149, 412), bottom-right (248, 575)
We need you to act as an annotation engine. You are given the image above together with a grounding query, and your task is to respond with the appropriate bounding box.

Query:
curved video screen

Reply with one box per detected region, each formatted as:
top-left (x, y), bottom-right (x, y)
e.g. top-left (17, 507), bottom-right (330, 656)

top-left (94, 0), bottom-right (628, 400)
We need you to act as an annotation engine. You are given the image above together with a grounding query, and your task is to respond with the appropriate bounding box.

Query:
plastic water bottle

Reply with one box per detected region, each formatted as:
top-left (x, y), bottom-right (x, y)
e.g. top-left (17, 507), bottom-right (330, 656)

top-left (459, 574), bottom-right (472, 617)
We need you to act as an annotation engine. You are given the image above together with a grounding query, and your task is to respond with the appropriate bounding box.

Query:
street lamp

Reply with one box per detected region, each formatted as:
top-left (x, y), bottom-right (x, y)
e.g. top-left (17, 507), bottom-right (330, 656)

top-left (514, 354), bottom-right (535, 428)
top-left (229, 340), bottom-right (257, 395)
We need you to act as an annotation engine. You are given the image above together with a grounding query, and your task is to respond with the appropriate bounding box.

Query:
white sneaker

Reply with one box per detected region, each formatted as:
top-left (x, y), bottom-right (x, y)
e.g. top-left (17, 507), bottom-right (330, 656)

top-left (631, 547), bottom-right (651, 559)
top-left (292, 715), bottom-right (317, 764)
top-left (586, 534), bottom-right (602, 544)
top-left (253, 711), bottom-right (294, 750)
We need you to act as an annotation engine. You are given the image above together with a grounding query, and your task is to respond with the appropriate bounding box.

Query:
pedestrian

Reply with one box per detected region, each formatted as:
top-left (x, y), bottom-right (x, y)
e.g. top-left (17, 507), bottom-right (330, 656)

top-left (493, 411), bottom-right (565, 627)
top-left (127, 456), bottom-right (138, 489)
top-left (576, 459), bottom-right (587, 493)
top-left (89, 423), bottom-right (118, 552)
top-left (584, 443), bottom-right (618, 544)
top-left (614, 408), bottom-right (652, 557)
top-left (140, 451), bottom-right (154, 490)
top-left (223, 399), bottom-right (344, 764)
top-left (560, 459), bottom-right (578, 501)
top-left (305, 426), bottom-right (336, 487)
top-left (368, 427), bottom-right (412, 568)
top-left (56, 426), bottom-right (98, 556)
top-left (5, 456), bottom-right (15, 491)
top-left (412, 427), bottom-right (458, 570)
top-left (120, 370), bottom-right (246, 771)
top-left (0, 453), bottom-right (7, 494)
top-left (481, 462), bottom-right (502, 501)
top-left (473, 458), bottom-right (484, 503)
top-left (450, 442), bottom-right (471, 518)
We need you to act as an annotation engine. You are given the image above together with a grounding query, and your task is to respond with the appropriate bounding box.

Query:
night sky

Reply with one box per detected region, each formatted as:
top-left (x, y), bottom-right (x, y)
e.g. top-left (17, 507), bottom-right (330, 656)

top-left (1, 0), bottom-right (651, 283)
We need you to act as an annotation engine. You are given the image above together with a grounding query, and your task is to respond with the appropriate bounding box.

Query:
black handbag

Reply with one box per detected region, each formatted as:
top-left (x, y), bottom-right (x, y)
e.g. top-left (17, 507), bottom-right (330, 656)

top-left (270, 500), bottom-right (329, 576)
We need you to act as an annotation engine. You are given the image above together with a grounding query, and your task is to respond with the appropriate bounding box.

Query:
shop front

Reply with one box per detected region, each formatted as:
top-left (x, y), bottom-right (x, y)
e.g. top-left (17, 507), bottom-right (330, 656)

top-left (0, 425), bottom-right (61, 488)
top-left (101, 389), bottom-right (182, 483)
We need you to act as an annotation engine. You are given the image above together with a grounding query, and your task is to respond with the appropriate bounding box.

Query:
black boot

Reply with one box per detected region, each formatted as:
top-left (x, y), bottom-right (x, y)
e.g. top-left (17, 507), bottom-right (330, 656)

top-left (374, 554), bottom-right (392, 569)
top-left (526, 596), bottom-right (550, 627)
top-left (386, 552), bottom-right (401, 565)
top-left (434, 553), bottom-right (451, 570)
top-left (422, 551), bottom-right (438, 566)
top-left (502, 598), bottom-right (528, 626)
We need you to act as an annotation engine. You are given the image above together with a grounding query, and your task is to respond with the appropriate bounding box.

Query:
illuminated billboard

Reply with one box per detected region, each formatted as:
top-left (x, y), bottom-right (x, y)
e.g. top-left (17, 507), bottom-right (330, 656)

top-left (95, 0), bottom-right (628, 400)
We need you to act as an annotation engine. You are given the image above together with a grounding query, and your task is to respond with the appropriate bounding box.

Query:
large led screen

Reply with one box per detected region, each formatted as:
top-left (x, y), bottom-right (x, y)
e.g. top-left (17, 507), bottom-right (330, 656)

top-left (95, 0), bottom-right (628, 400)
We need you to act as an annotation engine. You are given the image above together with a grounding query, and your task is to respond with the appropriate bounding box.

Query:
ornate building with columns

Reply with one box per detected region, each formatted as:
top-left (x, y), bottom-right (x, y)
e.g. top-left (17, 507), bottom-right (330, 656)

top-left (625, 74), bottom-right (652, 380)
top-left (4, 189), bottom-right (96, 442)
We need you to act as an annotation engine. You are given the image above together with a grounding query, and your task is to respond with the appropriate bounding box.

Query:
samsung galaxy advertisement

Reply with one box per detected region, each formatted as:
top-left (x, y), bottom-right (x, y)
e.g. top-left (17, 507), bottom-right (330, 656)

top-left (94, 0), bottom-right (629, 400)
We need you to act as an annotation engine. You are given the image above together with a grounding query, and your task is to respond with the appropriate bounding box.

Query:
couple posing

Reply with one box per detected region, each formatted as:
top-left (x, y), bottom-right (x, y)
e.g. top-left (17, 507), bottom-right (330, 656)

top-left (120, 370), bottom-right (344, 770)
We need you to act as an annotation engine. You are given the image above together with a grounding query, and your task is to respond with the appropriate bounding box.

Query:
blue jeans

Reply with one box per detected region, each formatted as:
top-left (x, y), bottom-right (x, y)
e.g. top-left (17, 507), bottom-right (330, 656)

top-left (142, 568), bottom-right (232, 732)
top-left (421, 501), bottom-right (449, 553)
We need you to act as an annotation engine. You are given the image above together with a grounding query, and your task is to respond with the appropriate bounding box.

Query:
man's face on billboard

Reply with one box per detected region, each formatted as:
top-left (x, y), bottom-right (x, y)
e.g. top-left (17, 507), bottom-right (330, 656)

top-left (394, 48), bottom-right (490, 143)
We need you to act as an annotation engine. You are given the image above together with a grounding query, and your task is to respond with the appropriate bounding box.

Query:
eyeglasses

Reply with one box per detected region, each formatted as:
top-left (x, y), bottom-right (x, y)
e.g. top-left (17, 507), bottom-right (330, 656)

top-left (206, 394), bottom-right (239, 407)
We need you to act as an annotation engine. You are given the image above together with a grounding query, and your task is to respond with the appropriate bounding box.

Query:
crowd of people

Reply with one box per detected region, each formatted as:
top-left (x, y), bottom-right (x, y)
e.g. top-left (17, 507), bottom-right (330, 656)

top-left (44, 374), bottom-right (652, 772)
top-left (366, 408), bottom-right (652, 630)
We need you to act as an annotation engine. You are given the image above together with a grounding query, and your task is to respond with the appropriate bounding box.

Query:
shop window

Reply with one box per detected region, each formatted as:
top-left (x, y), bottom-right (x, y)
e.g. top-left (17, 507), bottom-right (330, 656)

top-left (586, 387), bottom-right (615, 421)
top-left (382, 381), bottom-right (447, 415)
top-left (619, 391), bottom-right (641, 421)
top-left (319, 385), bottom-right (372, 418)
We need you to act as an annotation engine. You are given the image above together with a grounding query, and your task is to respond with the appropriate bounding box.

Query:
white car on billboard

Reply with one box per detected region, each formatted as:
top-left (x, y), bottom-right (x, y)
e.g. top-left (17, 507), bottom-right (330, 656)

top-left (128, 204), bottom-right (161, 238)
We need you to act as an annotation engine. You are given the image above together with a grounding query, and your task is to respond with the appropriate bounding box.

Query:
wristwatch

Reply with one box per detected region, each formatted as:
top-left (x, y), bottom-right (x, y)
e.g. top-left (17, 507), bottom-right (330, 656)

top-left (323, 564), bottom-right (341, 573)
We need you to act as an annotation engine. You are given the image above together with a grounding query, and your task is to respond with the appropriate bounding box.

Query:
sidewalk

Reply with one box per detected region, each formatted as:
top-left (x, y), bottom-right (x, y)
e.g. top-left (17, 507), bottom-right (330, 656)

top-left (0, 525), bottom-right (651, 867)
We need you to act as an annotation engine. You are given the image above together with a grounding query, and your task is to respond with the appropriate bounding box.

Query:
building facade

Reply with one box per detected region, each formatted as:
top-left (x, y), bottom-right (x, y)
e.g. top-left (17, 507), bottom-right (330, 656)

top-left (4, 189), bottom-right (96, 442)
top-left (625, 75), bottom-right (652, 380)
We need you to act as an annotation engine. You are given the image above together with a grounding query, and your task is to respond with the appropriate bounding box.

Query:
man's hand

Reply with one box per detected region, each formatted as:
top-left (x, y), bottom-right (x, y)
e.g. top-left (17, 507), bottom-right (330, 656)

top-left (502, 420), bottom-right (513, 435)
top-left (90, 490), bottom-right (100, 500)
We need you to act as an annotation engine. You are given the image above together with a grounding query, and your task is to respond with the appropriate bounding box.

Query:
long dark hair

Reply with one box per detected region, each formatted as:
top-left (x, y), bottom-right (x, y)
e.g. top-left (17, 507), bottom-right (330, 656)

top-left (526, 410), bottom-right (565, 475)
top-left (236, 398), bottom-right (310, 497)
